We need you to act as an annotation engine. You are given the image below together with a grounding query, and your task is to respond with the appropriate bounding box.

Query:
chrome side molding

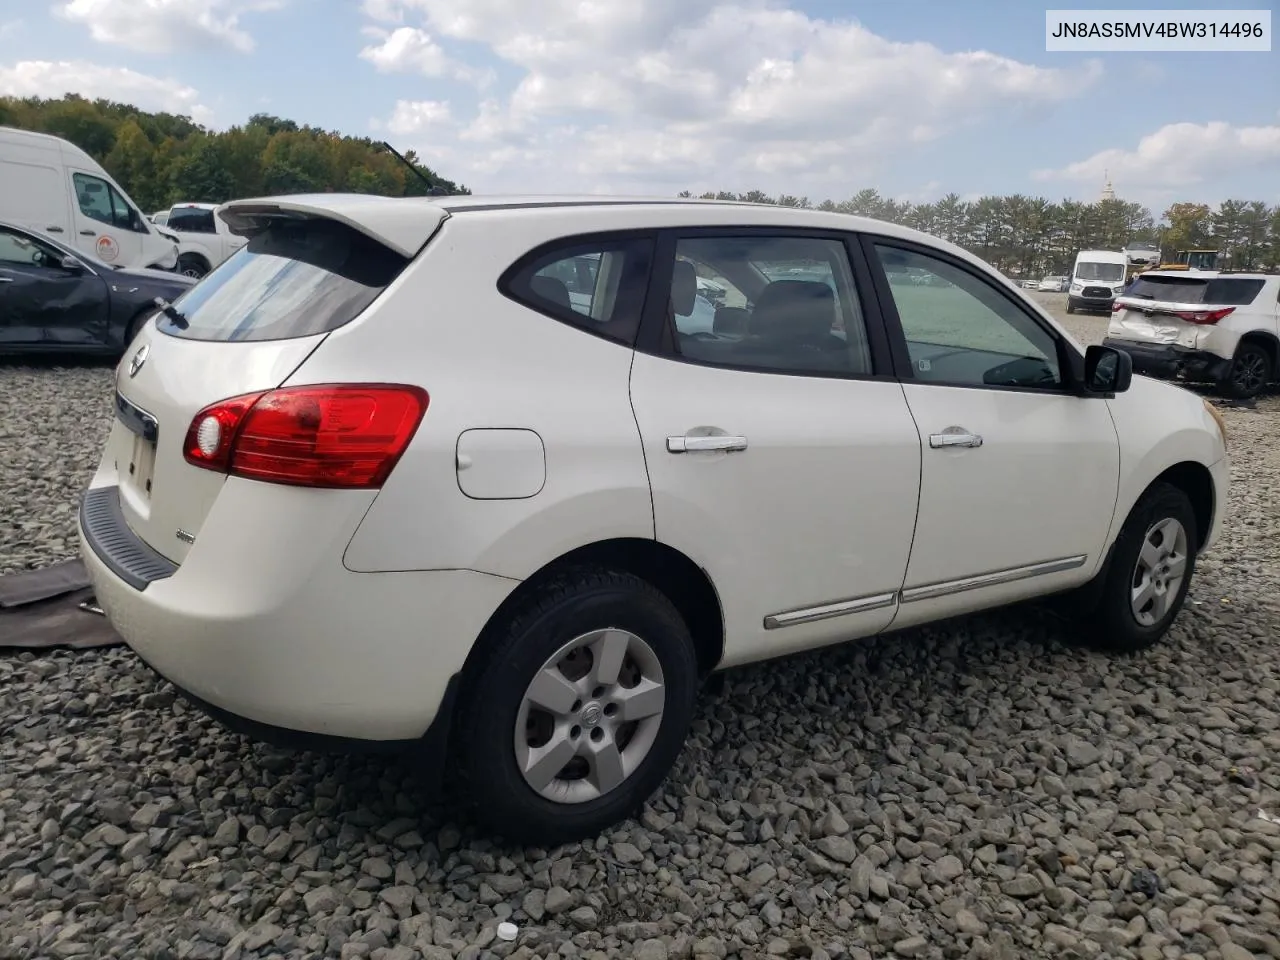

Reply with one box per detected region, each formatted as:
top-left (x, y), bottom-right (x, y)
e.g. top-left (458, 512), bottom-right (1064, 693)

top-left (762, 555), bottom-right (1087, 629)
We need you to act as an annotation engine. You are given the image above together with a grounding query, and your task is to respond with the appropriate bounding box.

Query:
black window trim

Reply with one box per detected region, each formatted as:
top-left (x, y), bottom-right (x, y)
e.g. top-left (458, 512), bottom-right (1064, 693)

top-left (858, 232), bottom-right (1088, 396)
top-left (496, 228), bottom-right (658, 348)
top-left (634, 225), bottom-right (898, 383)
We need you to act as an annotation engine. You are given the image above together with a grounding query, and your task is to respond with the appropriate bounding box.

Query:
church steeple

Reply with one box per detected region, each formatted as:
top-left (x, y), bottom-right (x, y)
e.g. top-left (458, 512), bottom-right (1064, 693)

top-left (1100, 169), bottom-right (1115, 201)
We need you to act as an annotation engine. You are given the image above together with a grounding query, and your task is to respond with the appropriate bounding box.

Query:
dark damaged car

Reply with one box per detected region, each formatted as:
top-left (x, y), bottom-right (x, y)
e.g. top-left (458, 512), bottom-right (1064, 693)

top-left (0, 219), bottom-right (195, 356)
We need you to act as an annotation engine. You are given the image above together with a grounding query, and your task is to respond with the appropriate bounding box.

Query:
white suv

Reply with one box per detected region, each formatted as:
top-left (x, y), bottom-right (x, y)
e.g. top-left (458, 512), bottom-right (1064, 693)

top-left (79, 194), bottom-right (1230, 843)
top-left (1105, 270), bottom-right (1280, 399)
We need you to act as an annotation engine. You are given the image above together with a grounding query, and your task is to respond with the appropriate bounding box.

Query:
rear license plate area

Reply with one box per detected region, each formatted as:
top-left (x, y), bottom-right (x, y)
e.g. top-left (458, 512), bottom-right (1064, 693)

top-left (115, 391), bottom-right (159, 498)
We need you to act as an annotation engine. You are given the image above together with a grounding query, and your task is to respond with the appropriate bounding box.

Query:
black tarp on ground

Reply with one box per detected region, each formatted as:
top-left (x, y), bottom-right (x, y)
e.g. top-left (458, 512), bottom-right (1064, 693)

top-left (0, 560), bottom-right (122, 650)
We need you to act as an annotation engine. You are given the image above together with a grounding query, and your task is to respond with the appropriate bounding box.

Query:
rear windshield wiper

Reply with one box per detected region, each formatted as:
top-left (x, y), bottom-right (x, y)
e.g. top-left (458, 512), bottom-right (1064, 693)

top-left (154, 297), bottom-right (189, 329)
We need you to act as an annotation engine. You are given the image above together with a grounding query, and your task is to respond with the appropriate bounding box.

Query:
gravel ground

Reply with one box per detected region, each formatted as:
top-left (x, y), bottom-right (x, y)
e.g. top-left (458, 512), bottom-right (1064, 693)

top-left (3, 300), bottom-right (1279, 960)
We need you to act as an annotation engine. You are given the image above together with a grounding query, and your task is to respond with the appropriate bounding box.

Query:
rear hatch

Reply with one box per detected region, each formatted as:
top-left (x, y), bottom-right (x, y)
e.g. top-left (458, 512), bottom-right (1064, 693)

top-left (107, 199), bottom-right (444, 563)
top-left (1110, 273), bottom-right (1265, 347)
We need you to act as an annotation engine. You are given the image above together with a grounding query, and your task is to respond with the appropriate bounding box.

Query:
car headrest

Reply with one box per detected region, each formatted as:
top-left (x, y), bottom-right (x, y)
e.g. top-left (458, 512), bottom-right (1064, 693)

top-left (530, 274), bottom-right (572, 310)
top-left (671, 259), bottom-right (697, 316)
top-left (750, 280), bottom-right (836, 341)
top-left (713, 306), bottom-right (750, 335)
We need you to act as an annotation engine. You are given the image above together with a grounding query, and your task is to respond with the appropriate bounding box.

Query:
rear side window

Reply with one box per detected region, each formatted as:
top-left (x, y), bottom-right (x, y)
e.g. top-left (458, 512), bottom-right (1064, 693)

top-left (501, 236), bottom-right (654, 345)
top-left (158, 218), bottom-right (408, 342)
top-left (1128, 275), bottom-right (1265, 306)
top-left (167, 207), bottom-right (216, 233)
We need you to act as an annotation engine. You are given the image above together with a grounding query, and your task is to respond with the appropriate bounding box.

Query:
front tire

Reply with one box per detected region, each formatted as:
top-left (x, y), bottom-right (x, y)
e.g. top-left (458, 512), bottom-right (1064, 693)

top-left (455, 566), bottom-right (699, 846)
top-left (1220, 341), bottom-right (1271, 400)
top-left (176, 254), bottom-right (209, 279)
top-left (1085, 482), bottom-right (1197, 654)
top-left (1066, 299), bottom-right (1077, 314)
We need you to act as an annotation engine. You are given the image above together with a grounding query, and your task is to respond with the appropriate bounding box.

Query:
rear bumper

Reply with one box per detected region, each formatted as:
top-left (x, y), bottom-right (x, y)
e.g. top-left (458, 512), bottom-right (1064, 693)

top-left (78, 480), bottom-right (518, 744)
top-left (1103, 338), bottom-right (1232, 382)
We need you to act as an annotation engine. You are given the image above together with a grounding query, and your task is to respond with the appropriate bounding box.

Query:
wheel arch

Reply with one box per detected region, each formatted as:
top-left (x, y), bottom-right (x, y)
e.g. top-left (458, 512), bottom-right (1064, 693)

top-left (1151, 460), bottom-right (1215, 553)
top-left (459, 537), bottom-right (726, 689)
top-left (1237, 330), bottom-right (1279, 373)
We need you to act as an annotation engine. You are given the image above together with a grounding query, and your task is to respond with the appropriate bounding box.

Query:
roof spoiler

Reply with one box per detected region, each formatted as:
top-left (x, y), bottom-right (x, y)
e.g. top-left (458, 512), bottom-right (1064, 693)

top-left (216, 194), bottom-right (450, 258)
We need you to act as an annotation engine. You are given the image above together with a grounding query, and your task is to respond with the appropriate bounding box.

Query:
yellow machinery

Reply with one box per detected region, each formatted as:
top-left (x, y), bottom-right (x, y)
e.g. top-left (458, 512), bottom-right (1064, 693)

top-left (1156, 249), bottom-right (1219, 271)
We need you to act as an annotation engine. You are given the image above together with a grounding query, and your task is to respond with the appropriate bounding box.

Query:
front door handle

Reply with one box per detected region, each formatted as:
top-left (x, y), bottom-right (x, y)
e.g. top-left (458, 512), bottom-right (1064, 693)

top-left (929, 428), bottom-right (983, 449)
top-left (667, 435), bottom-right (748, 453)
top-left (47, 226), bottom-right (65, 233)
top-left (0, 276), bottom-right (13, 283)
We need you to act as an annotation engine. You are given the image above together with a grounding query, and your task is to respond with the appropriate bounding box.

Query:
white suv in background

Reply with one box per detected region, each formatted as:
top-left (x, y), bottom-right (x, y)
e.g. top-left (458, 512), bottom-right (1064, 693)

top-left (1105, 270), bottom-right (1280, 400)
top-left (80, 194), bottom-right (1229, 843)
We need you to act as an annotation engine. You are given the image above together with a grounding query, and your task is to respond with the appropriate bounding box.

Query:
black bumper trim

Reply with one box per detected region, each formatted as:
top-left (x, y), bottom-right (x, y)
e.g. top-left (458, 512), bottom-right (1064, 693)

top-left (133, 652), bottom-right (461, 793)
top-left (1103, 338), bottom-right (1232, 382)
top-left (80, 486), bottom-right (178, 591)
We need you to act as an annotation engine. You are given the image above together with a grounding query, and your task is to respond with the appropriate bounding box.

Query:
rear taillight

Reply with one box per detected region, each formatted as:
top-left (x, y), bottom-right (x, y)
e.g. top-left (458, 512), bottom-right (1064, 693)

top-left (1174, 307), bottom-right (1234, 325)
top-left (183, 384), bottom-right (429, 488)
top-left (1110, 302), bottom-right (1234, 325)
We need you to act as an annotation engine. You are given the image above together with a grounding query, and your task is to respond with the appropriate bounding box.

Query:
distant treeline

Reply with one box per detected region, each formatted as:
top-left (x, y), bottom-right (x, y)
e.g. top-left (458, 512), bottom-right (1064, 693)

top-left (680, 189), bottom-right (1280, 275)
top-left (0, 94), bottom-right (467, 214)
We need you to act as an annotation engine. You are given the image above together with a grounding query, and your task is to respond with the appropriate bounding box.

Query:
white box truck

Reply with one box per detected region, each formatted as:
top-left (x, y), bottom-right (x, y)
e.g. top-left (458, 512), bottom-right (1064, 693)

top-left (0, 126), bottom-right (178, 271)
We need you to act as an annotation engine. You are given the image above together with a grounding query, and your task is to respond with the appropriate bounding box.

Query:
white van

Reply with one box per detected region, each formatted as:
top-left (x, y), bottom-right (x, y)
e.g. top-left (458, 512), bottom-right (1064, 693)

top-left (0, 126), bottom-right (178, 271)
top-left (1067, 249), bottom-right (1127, 314)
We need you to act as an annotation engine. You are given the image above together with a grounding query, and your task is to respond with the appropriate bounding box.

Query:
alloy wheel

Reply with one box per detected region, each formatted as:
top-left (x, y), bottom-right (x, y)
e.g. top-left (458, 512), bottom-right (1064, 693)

top-left (514, 628), bottom-right (666, 804)
top-left (1130, 517), bottom-right (1189, 627)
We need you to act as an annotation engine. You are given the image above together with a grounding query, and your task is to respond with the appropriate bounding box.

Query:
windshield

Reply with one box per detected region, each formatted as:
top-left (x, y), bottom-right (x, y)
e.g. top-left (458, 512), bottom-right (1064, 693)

top-left (1075, 261), bottom-right (1125, 282)
top-left (157, 218), bottom-right (408, 342)
top-left (1126, 275), bottom-right (1265, 306)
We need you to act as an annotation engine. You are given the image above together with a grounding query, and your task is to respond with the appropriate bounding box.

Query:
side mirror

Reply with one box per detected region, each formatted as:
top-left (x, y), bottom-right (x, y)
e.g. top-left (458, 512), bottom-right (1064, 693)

top-left (1084, 344), bottom-right (1133, 395)
top-left (60, 256), bottom-right (84, 272)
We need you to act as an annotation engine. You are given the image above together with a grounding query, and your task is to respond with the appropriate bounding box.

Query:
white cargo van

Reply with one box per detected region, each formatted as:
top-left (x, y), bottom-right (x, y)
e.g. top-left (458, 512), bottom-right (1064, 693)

top-left (0, 126), bottom-right (178, 271)
top-left (1067, 249), bottom-right (1127, 314)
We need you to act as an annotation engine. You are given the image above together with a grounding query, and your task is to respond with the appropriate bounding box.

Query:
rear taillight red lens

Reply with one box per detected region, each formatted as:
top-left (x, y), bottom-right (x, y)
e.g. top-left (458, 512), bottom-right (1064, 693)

top-left (1174, 307), bottom-right (1234, 325)
top-left (183, 384), bottom-right (429, 488)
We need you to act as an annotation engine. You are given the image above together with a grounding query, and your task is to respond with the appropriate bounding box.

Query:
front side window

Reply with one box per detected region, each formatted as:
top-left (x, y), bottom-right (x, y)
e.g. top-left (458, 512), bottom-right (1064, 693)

top-left (0, 227), bottom-right (67, 269)
top-left (503, 237), bottom-right (654, 344)
top-left (660, 235), bottom-right (873, 377)
top-left (875, 244), bottom-right (1062, 390)
top-left (72, 173), bottom-right (144, 233)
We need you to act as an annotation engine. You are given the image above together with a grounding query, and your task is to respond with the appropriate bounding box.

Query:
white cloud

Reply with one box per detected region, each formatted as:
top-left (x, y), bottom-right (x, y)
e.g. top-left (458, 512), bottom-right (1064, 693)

top-left (0, 59), bottom-right (212, 125)
top-left (56, 0), bottom-right (281, 54)
top-left (0, 19), bottom-right (24, 41)
top-left (1034, 121), bottom-right (1280, 189)
top-left (364, 0), bottom-right (1102, 194)
top-left (359, 25), bottom-right (492, 86)
top-left (385, 99), bottom-right (452, 135)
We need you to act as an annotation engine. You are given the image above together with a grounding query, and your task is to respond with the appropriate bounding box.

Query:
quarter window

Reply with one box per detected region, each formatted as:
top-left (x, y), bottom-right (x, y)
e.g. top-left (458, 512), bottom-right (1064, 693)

top-left (875, 244), bottom-right (1062, 390)
top-left (504, 238), bottom-right (653, 345)
top-left (660, 235), bottom-right (873, 377)
top-left (73, 173), bottom-right (144, 233)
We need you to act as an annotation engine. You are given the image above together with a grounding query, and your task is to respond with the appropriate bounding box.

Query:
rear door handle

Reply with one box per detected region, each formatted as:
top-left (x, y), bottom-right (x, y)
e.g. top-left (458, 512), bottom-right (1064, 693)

top-left (929, 429), bottom-right (983, 449)
top-left (46, 226), bottom-right (64, 233)
top-left (80, 230), bottom-right (97, 237)
top-left (667, 435), bottom-right (748, 453)
top-left (0, 276), bottom-right (13, 283)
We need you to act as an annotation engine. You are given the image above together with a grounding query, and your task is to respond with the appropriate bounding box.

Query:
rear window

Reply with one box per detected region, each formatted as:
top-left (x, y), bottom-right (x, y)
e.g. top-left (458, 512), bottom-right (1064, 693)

top-left (1127, 275), bottom-right (1265, 306)
top-left (167, 207), bottom-right (216, 233)
top-left (158, 218), bottom-right (409, 342)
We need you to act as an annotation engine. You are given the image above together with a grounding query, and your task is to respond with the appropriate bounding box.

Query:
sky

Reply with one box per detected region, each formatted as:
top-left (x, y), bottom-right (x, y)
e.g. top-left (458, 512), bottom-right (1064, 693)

top-left (0, 0), bottom-right (1276, 212)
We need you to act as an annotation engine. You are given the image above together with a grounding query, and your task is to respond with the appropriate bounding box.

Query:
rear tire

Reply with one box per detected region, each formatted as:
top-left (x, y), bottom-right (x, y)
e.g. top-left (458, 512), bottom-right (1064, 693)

top-left (454, 566), bottom-right (698, 846)
top-left (1084, 482), bottom-right (1197, 654)
top-left (1220, 341), bottom-right (1271, 400)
